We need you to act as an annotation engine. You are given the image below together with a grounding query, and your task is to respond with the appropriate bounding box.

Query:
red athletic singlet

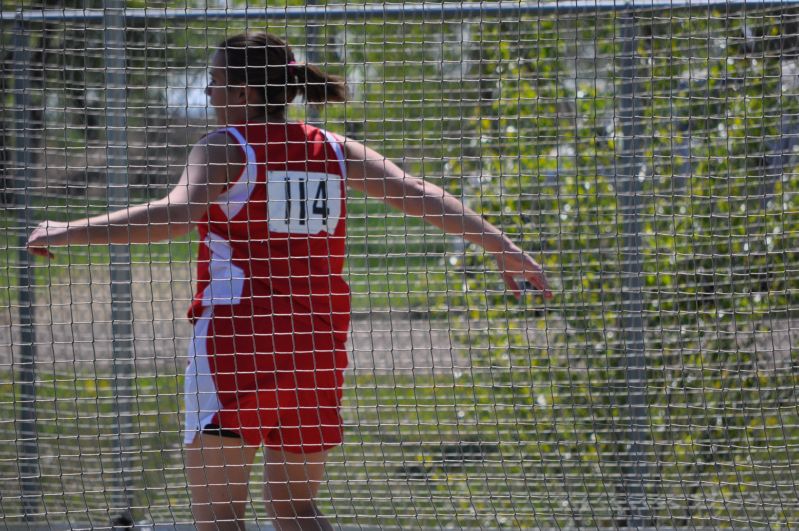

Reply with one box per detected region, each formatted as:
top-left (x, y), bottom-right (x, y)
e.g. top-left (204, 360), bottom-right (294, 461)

top-left (183, 122), bottom-right (351, 451)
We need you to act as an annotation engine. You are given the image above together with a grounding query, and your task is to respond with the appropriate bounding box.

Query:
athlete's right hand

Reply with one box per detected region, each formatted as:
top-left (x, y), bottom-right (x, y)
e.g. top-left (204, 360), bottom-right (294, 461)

top-left (27, 220), bottom-right (68, 258)
top-left (493, 246), bottom-right (553, 301)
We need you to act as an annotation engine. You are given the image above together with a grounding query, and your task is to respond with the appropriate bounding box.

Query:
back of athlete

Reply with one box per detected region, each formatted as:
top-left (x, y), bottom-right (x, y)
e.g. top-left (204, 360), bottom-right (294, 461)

top-left (185, 120), bottom-right (351, 452)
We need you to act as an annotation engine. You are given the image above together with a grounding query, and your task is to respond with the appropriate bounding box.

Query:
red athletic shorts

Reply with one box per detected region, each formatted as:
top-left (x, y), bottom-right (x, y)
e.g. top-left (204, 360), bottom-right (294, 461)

top-left (183, 302), bottom-right (348, 453)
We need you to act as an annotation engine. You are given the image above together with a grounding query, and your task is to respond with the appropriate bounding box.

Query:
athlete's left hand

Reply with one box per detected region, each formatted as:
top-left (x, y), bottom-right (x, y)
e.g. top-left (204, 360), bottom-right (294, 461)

top-left (27, 220), bottom-right (67, 259)
top-left (493, 247), bottom-right (553, 301)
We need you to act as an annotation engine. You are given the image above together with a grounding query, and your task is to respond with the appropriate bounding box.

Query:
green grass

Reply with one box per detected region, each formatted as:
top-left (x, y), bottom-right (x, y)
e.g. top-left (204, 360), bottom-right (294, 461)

top-left (3, 364), bottom-right (799, 528)
top-left (0, 366), bottom-right (609, 527)
top-left (0, 369), bottom-right (608, 528)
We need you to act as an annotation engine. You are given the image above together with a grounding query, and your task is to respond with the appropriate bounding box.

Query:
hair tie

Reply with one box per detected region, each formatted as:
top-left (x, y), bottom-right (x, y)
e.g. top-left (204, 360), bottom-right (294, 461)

top-left (287, 60), bottom-right (300, 80)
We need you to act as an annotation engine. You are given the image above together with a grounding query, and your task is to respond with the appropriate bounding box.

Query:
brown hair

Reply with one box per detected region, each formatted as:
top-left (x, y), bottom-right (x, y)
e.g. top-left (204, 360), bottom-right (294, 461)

top-left (218, 32), bottom-right (346, 116)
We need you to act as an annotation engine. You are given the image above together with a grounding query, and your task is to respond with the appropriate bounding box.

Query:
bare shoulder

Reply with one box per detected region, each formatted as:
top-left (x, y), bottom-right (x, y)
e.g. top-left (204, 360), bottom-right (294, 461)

top-left (336, 135), bottom-right (406, 189)
top-left (190, 130), bottom-right (246, 165)
top-left (181, 130), bottom-right (246, 187)
top-left (330, 134), bottom-right (368, 162)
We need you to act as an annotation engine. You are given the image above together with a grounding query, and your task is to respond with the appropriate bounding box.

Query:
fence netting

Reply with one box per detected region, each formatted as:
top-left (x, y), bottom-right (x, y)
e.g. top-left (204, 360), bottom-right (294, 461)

top-left (1, 2), bottom-right (798, 529)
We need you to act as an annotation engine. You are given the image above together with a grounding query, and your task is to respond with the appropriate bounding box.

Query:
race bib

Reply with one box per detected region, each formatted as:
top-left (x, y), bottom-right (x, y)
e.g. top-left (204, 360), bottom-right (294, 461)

top-left (267, 171), bottom-right (342, 234)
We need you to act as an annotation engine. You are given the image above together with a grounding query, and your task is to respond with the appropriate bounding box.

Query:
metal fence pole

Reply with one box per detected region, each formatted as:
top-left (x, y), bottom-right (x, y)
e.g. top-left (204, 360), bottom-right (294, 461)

top-left (103, 5), bottom-right (136, 520)
top-left (305, 0), bottom-right (322, 125)
top-left (11, 18), bottom-right (41, 522)
top-left (617, 11), bottom-right (651, 526)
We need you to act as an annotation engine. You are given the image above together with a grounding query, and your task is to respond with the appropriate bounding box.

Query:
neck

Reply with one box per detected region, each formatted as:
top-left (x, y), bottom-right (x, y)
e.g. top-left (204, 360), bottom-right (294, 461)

top-left (245, 109), bottom-right (268, 123)
top-left (241, 112), bottom-right (286, 124)
top-left (265, 110), bottom-right (287, 123)
top-left (227, 107), bottom-right (286, 125)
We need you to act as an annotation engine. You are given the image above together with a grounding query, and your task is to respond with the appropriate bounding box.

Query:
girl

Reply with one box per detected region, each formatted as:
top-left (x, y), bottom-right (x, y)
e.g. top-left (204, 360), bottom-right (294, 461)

top-left (27, 32), bottom-right (552, 531)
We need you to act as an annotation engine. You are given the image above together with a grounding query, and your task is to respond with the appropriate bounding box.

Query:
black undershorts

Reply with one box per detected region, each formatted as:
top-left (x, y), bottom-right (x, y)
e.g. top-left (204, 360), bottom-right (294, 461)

top-left (201, 423), bottom-right (242, 439)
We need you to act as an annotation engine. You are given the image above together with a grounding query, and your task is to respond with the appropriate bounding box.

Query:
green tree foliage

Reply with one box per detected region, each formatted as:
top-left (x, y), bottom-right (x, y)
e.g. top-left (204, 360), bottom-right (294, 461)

top-left (436, 11), bottom-right (799, 527)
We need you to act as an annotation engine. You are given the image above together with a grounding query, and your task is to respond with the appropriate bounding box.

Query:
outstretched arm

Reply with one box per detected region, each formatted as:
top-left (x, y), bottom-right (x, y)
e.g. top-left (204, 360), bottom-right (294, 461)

top-left (341, 137), bottom-right (552, 300)
top-left (27, 132), bottom-right (243, 257)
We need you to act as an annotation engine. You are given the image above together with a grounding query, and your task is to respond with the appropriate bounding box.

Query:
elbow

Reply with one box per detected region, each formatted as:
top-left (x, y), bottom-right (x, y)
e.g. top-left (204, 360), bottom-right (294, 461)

top-left (385, 187), bottom-right (428, 217)
top-left (388, 197), bottom-right (425, 217)
top-left (157, 199), bottom-right (204, 226)
top-left (131, 221), bottom-right (192, 244)
top-left (149, 201), bottom-right (200, 240)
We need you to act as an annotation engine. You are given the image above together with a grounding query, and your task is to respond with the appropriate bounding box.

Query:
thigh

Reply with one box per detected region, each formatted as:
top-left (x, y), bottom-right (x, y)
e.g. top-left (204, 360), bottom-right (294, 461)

top-left (262, 448), bottom-right (329, 506)
top-left (185, 433), bottom-right (259, 513)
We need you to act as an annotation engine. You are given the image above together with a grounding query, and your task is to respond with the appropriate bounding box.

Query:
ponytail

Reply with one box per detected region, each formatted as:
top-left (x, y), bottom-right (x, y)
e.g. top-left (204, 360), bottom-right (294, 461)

top-left (293, 63), bottom-right (346, 105)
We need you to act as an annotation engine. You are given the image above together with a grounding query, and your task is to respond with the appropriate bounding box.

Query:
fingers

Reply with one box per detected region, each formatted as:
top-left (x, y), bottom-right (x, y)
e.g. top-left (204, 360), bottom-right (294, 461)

top-left (502, 271), bottom-right (553, 302)
top-left (34, 249), bottom-right (54, 259)
top-left (502, 273), bottom-right (522, 300)
top-left (27, 244), bottom-right (54, 259)
top-left (527, 273), bottom-right (553, 300)
top-left (27, 224), bottom-right (56, 259)
top-left (497, 252), bottom-right (553, 301)
top-left (524, 267), bottom-right (553, 300)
